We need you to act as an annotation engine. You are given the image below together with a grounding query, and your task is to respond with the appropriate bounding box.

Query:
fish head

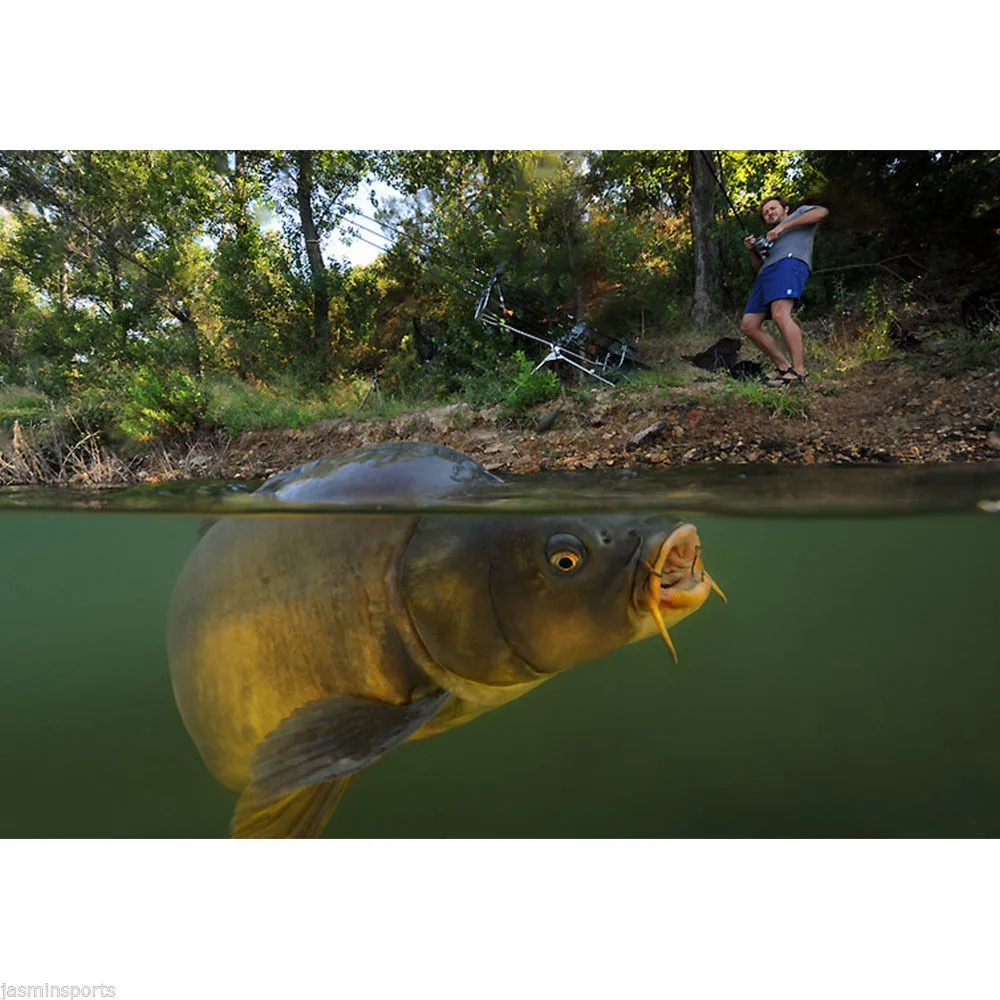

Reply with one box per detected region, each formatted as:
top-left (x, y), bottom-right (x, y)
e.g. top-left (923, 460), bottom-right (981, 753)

top-left (487, 514), bottom-right (719, 672)
top-left (400, 513), bottom-right (721, 689)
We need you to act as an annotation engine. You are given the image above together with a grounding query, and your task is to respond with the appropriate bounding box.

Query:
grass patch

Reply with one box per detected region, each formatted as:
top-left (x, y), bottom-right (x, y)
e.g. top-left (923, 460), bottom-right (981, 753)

top-left (938, 322), bottom-right (1000, 374)
top-left (0, 386), bottom-right (53, 427)
top-left (203, 375), bottom-right (351, 435)
top-left (720, 378), bottom-right (811, 418)
top-left (616, 366), bottom-right (688, 394)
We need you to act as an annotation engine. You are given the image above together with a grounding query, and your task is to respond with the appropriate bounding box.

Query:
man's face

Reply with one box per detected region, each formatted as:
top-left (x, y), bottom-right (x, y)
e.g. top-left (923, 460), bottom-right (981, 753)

top-left (761, 200), bottom-right (789, 226)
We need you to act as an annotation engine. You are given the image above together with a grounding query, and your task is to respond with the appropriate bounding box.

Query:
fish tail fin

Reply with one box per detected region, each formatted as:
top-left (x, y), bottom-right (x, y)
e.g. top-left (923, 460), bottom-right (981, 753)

top-left (231, 776), bottom-right (355, 839)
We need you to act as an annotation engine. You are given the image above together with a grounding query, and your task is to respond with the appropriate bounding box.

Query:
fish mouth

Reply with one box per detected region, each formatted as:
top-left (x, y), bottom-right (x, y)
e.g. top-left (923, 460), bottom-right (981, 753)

top-left (639, 523), bottom-right (726, 662)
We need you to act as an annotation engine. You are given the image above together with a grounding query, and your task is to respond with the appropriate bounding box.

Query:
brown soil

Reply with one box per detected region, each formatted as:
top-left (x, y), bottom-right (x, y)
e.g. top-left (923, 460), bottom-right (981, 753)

top-left (141, 357), bottom-right (1000, 484)
top-left (2, 356), bottom-right (998, 487)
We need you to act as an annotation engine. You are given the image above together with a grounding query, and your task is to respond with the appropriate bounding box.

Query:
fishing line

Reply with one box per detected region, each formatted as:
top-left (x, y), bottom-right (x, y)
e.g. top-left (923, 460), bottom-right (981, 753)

top-left (341, 229), bottom-right (481, 298)
top-left (334, 194), bottom-right (609, 336)
top-left (332, 201), bottom-right (492, 284)
top-left (334, 200), bottom-right (565, 323)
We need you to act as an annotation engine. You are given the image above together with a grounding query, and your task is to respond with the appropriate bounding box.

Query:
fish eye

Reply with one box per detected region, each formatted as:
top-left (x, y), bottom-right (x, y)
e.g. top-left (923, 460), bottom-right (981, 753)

top-left (546, 533), bottom-right (586, 573)
top-left (550, 550), bottom-right (581, 572)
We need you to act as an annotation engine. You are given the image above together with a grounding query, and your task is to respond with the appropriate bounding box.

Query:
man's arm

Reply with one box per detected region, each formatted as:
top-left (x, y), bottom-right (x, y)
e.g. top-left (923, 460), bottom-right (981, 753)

top-left (743, 235), bottom-right (765, 273)
top-left (766, 205), bottom-right (829, 242)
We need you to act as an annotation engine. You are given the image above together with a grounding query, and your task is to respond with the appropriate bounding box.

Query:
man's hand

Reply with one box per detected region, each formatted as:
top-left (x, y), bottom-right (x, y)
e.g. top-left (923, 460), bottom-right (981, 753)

top-left (766, 205), bottom-right (829, 243)
top-left (743, 235), bottom-right (759, 251)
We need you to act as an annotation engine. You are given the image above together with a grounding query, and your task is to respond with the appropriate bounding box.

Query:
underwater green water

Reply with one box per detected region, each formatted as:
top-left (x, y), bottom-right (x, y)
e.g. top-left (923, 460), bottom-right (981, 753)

top-left (1, 465), bottom-right (999, 838)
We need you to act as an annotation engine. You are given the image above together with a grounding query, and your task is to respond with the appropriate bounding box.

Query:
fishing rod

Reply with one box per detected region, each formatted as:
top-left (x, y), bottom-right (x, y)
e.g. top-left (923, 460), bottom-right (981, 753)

top-left (698, 151), bottom-right (773, 256)
top-left (338, 198), bottom-right (635, 387)
top-left (473, 265), bottom-right (635, 387)
top-left (332, 213), bottom-right (460, 279)
top-left (344, 226), bottom-right (483, 301)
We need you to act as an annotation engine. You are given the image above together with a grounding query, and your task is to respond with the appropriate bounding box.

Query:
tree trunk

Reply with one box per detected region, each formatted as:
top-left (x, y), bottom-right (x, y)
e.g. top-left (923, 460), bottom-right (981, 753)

top-left (59, 259), bottom-right (69, 310)
top-left (108, 254), bottom-right (128, 354)
top-left (482, 150), bottom-right (496, 186)
top-left (294, 150), bottom-right (332, 363)
top-left (226, 151), bottom-right (250, 377)
top-left (689, 150), bottom-right (724, 327)
top-left (232, 150), bottom-right (249, 238)
top-left (0, 324), bottom-right (17, 367)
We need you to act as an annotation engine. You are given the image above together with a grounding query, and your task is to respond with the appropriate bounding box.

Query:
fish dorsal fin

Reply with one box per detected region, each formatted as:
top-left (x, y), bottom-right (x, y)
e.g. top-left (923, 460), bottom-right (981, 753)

top-left (235, 689), bottom-right (451, 836)
top-left (232, 777), bottom-right (354, 839)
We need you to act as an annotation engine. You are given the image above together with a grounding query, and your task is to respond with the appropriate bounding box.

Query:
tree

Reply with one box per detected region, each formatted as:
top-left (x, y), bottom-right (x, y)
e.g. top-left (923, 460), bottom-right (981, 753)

top-left (688, 151), bottom-right (724, 326)
top-left (0, 150), bottom-right (219, 384)
top-left (377, 150), bottom-right (595, 338)
top-left (208, 152), bottom-right (301, 377)
top-left (262, 151), bottom-right (372, 373)
top-left (808, 150), bottom-right (1000, 282)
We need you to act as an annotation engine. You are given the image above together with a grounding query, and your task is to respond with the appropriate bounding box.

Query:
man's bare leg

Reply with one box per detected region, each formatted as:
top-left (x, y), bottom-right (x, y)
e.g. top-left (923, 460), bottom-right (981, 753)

top-left (769, 299), bottom-right (806, 375)
top-left (740, 310), bottom-right (791, 371)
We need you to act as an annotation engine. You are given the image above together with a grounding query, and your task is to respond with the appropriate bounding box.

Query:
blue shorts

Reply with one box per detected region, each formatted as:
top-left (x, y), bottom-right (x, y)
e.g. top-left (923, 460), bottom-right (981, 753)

top-left (743, 256), bottom-right (811, 315)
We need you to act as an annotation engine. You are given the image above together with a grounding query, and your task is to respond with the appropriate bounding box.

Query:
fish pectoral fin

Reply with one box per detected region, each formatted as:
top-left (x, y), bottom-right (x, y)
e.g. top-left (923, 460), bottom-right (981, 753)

top-left (232, 776), bottom-right (354, 839)
top-left (242, 688), bottom-right (451, 811)
top-left (232, 689), bottom-right (449, 838)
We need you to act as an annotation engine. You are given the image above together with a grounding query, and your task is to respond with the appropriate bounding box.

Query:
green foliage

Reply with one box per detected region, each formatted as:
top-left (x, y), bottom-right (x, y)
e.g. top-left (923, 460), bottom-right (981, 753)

top-left (204, 377), bottom-right (301, 434)
top-left (712, 150), bottom-right (824, 217)
top-left (116, 366), bottom-right (207, 441)
top-left (458, 372), bottom-right (509, 409)
top-left (856, 283), bottom-right (895, 362)
top-left (210, 228), bottom-right (304, 376)
top-left (808, 151), bottom-right (1000, 275)
top-left (1, 149), bottom-right (996, 436)
top-left (377, 151), bottom-right (596, 363)
top-left (505, 350), bottom-right (560, 411)
top-left (585, 151), bottom-right (690, 214)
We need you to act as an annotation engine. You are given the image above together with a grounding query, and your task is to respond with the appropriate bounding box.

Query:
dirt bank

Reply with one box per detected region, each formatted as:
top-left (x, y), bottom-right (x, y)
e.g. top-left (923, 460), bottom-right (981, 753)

top-left (2, 357), bottom-right (998, 487)
top-left (142, 358), bottom-right (1000, 483)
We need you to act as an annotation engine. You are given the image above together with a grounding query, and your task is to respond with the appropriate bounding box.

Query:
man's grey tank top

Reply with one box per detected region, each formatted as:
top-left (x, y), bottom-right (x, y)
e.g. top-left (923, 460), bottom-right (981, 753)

top-left (761, 205), bottom-right (821, 272)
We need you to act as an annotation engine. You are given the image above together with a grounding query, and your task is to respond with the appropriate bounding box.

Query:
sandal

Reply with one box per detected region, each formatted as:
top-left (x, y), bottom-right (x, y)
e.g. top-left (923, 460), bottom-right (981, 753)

top-left (767, 368), bottom-right (809, 389)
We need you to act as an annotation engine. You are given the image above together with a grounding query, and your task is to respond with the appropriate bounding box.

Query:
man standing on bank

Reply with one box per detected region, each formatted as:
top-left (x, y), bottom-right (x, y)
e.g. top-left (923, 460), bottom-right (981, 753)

top-left (740, 196), bottom-right (829, 387)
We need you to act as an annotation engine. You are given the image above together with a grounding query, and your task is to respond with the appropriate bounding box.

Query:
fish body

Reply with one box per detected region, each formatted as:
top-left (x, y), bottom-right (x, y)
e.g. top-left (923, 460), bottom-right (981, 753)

top-left (167, 442), bottom-right (721, 837)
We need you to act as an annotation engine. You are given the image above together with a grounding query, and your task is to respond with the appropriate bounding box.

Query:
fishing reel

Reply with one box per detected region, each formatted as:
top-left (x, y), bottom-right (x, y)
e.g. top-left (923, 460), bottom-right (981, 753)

top-left (751, 235), bottom-right (773, 257)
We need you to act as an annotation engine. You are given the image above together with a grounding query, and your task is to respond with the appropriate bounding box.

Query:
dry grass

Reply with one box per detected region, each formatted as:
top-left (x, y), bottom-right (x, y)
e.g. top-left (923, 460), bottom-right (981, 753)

top-left (0, 413), bottom-right (139, 487)
top-left (0, 415), bottom-right (245, 487)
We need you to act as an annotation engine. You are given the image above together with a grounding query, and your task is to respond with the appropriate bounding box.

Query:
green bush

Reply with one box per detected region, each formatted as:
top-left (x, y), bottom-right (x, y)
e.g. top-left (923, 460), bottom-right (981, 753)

top-left (505, 350), bottom-right (561, 411)
top-left (117, 366), bottom-right (207, 441)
